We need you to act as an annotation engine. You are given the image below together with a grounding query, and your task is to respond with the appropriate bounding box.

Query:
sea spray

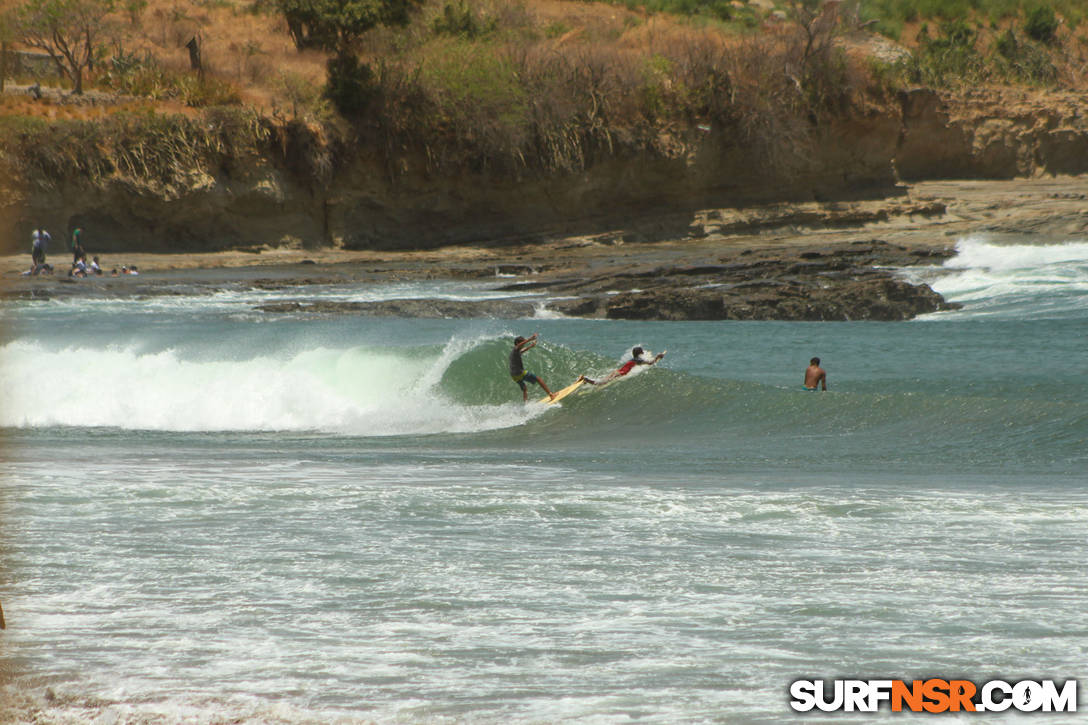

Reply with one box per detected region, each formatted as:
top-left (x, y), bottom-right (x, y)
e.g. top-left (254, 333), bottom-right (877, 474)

top-left (907, 236), bottom-right (1088, 319)
top-left (0, 338), bottom-right (539, 435)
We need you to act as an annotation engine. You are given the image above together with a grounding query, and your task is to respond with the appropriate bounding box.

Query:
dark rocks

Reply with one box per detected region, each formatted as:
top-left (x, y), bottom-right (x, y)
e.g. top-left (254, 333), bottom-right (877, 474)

top-left (3, 236), bottom-right (956, 321)
top-left (248, 239), bottom-right (958, 321)
top-left (544, 240), bottom-right (959, 321)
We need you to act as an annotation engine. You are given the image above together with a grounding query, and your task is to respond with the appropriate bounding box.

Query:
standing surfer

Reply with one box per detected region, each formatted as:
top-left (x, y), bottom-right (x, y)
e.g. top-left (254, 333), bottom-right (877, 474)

top-left (510, 333), bottom-right (555, 402)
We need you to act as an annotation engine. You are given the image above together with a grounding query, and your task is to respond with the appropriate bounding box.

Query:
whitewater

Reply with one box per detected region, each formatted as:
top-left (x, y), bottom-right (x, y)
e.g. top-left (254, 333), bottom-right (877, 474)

top-left (1, 234), bottom-right (1086, 723)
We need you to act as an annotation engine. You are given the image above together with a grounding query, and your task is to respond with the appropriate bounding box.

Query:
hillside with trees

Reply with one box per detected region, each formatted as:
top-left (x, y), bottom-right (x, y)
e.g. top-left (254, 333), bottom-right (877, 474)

top-left (1, 0), bottom-right (1087, 251)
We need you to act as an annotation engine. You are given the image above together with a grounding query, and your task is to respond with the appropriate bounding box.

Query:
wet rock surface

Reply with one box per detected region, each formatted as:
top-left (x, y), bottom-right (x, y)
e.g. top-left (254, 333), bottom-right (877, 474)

top-left (529, 240), bottom-right (958, 321)
top-left (18, 173), bottom-right (1088, 321)
top-left (2, 239), bottom-right (954, 321)
top-left (246, 240), bottom-right (960, 321)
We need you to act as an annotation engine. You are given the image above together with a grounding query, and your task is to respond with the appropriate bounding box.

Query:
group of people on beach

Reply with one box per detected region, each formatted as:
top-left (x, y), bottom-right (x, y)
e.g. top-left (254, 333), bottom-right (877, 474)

top-left (24, 227), bottom-right (138, 277)
top-left (510, 333), bottom-right (828, 402)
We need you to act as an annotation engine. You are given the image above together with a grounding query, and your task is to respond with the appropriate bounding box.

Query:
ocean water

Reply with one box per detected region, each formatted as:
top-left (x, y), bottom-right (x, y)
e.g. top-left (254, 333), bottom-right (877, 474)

top-left (0, 235), bottom-right (1086, 723)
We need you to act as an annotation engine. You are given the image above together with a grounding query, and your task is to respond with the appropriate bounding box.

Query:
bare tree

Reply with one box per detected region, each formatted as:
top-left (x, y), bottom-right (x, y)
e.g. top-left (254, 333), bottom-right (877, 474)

top-left (17, 0), bottom-right (115, 94)
top-left (783, 0), bottom-right (841, 84)
top-left (1, 1), bottom-right (15, 93)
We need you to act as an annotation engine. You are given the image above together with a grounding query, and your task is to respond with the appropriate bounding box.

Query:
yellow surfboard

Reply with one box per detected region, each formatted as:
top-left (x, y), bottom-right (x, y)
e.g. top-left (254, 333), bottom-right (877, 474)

top-left (539, 378), bottom-right (585, 404)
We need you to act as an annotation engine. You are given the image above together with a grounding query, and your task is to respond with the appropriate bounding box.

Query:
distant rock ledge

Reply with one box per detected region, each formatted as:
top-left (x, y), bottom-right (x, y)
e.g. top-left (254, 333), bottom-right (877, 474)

top-left (253, 240), bottom-right (959, 321)
top-left (543, 241), bottom-right (958, 321)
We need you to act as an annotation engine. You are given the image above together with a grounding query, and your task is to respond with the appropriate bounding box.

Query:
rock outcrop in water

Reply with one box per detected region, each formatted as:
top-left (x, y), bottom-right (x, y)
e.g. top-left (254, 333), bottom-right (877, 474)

top-left (244, 240), bottom-right (957, 321)
top-left (517, 241), bottom-right (958, 321)
top-left (0, 234), bottom-right (961, 321)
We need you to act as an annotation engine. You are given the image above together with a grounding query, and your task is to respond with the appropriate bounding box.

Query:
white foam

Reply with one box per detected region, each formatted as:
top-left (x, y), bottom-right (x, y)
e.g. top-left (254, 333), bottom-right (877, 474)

top-left (943, 236), bottom-right (1088, 272)
top-left (1, 280), bottom-right (542, 318)
top-left (0, 338), bottom-right (538, 435)
top-left (910, 236), bottom-right (1088, 318)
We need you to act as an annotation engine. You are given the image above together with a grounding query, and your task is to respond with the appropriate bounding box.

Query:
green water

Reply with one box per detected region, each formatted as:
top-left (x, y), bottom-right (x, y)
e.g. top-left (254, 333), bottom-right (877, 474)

top-left (0, 236), bottom-right (1085, 722)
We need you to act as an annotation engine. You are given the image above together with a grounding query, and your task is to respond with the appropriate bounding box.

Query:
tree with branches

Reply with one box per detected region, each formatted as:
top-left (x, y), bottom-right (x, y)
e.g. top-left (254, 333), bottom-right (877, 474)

top-left (268, 0), bottom-right (420, 115)
top-left (782, 0), bottom-right (860, 112)
top-left (16, 0), bottom-right (115, 94)
top-left (273, 0), bottom-right (419, 54)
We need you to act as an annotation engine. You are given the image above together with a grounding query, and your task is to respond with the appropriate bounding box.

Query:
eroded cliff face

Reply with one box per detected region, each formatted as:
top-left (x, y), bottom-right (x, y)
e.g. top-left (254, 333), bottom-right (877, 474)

top-left (0, 156), bottom-right (326, 254)
top-left (896, 88), bottom-right (1088, 180)
top-left (324, 111), bottom-right (903, 252)
top-left (2, 87), bottom-right (1086, 254)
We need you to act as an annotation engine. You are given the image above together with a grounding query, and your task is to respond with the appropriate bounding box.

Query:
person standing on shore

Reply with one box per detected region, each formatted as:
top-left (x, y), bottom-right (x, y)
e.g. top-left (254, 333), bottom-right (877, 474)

top-left (31, 227), bottom-right (51, 271)
top-left (71, 228), bottom-right (86, 264)
top-left (804, 357), bottom-right (827, 391)
top-left (510, 333), bottom-right (555, 402)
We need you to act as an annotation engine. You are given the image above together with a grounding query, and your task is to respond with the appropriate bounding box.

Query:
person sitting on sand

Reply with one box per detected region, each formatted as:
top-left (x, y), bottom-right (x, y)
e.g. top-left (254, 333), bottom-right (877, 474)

top-left (89, 256), bottom-right (102, 275)
top-left (804, 357), bottom-right (827, 391)
top-left (580, 347), bottom-right (665, 386)
top-left (23, 263), bottom-right (53, 276)
top-left (69, 259), bottom-right (88, 278)
top-left (510, 333), bottom-right (555, 402)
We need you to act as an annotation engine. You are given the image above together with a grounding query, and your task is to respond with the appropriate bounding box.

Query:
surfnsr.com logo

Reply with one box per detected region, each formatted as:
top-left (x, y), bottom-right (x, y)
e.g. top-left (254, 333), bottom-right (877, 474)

top-left (789, 679), bottom-right (1078, 713)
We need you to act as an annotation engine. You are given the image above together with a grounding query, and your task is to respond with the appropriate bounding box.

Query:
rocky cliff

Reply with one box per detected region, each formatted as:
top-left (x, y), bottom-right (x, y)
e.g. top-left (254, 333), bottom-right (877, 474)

top-left (2, 87), bottom-right (1087, 255)
top-left (897, 87), bottom-right (1088, 180)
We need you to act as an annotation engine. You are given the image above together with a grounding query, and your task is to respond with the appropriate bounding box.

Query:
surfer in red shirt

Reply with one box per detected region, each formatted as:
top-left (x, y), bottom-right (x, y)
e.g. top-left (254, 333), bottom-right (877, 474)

top-left (580, 347), bottom-right (665, 386)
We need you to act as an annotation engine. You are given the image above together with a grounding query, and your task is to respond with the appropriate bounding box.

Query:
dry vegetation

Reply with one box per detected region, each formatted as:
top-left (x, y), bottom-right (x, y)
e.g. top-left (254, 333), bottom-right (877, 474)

top-left (340, 0), bottom-right (878, 176)
top-left (1, 0), bottom-right (875, 183)
top-left (1, 0), bottom-right (328, 115)
top-left (2, 0), bottom-right (1086, 187)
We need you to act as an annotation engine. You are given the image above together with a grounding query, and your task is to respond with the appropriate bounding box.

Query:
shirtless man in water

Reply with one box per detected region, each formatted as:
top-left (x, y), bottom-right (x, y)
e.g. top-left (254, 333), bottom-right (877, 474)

top-left (804, 357), bottom-right (827, 391)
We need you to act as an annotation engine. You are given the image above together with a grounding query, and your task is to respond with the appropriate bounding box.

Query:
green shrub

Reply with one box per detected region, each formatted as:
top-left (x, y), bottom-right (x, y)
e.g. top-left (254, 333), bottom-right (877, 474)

top-left (544, 21), bottom-right (570, 39)
top-left (432, 1), bottom-right (496, 39)
top-left (104, 51), bottom-right (174, 99)
top-left (994, 27), bottom-right (1018, 58)
top-left (103, 51), bottom-right (242, 106)
top-left (640, 54), bottom-right (674, 119)
top-left (901, 18), bottom-right (988, 86)
top-left (324, 53), bottom-right (379, 116)
top-left (1024, 5), bottom-right (1058, 43)
top-left (176, 75), bottom-right (243, 107)
top-left (274, 71), bottom-right (330, 121)
top-left (618, 0), bottom-right (733, 22)
top-left (993, 27), bottom-right (1057, 84)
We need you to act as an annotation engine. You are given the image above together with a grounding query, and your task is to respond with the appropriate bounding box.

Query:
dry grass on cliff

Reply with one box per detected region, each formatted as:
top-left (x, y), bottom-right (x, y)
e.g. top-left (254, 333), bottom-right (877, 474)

top-left (0, 105), bottom-right (273, 197)
top-left (119, 0), bottom-right (329, 108)
top-left (1, 0), bottom-right (327, 116)
top-left (346, 0), bottom-right (872, 176)
top-left (0, 0), bottom-right (876, 187)
top-left (4, 0), bottom-right (1087, 126)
